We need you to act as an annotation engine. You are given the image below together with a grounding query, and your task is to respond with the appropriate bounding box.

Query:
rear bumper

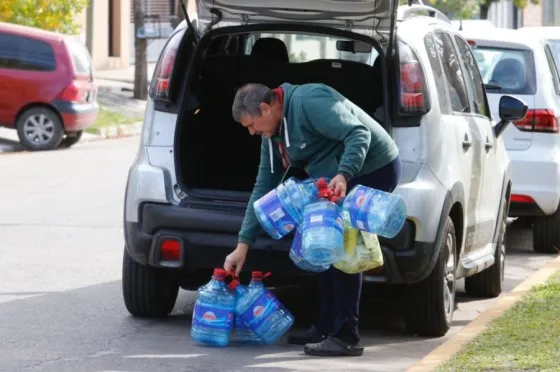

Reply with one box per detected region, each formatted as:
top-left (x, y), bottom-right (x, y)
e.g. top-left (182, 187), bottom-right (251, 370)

top-left (124, 202), bottom-right (434, 285)
top-left (508, 150), bottom-right (560, 216)
top-left (52, 100), bottom-right (98, 131)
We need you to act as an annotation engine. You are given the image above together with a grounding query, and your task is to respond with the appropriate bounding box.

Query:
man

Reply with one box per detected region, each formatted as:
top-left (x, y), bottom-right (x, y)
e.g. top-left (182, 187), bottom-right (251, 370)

top-left (224, 82), bottom-right (401, 357)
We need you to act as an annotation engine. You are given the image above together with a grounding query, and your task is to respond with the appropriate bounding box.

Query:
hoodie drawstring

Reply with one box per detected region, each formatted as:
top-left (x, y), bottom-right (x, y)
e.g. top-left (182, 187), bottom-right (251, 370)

top-left (268, 116), bottom-right (291, 174)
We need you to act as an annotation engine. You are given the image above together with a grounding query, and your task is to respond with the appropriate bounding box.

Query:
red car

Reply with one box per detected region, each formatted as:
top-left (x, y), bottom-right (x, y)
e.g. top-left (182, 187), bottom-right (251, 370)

top-left (0, 22), bottom-right (98, 150)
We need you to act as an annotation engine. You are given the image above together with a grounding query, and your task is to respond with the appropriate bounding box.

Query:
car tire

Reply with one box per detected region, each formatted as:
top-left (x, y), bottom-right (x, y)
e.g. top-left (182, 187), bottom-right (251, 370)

top-left (59, 130), bottom-right (83, 148)
top-left (16, 107), bottom-right (64, 151)
top-left (404, 217), bottom-right (456, 337)
top-left (122, 247), bottom-right (179, 318)
top-left (465, 196), bottom-right (507, 298)
top-left (533, 209), bottom-right (560, 254)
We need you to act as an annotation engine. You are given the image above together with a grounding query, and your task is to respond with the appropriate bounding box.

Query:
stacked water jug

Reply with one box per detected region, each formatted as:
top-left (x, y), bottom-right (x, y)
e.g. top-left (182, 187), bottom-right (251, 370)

top-left (191, 269), bottom-right (294, 347)
top-left (253, 177), bottom-right (407, 271)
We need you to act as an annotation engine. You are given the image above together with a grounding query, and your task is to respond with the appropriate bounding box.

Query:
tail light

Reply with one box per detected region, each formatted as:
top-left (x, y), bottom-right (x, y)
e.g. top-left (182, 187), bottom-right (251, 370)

top-left (513, 109), bottom-right (558, 133)
top-left (160, 239), bottom-right (182, 262)
top-left (398, 40), bottom-right (429, 115)
top-left (149, 28), bottom-right (186, 102)
top-left (58, 81), bottom-right (88, 103)
top-left (510, 194), bottom-right (535, 204)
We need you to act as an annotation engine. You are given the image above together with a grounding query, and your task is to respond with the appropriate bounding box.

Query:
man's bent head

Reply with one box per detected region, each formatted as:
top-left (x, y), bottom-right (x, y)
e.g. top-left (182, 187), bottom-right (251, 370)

top-left (232, 83), bottom-right (282, 137)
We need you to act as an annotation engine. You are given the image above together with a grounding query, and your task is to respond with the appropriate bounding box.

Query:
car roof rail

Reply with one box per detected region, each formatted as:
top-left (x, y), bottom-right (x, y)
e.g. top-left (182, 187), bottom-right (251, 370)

top-left (398, 3), bottom-right (452, 24)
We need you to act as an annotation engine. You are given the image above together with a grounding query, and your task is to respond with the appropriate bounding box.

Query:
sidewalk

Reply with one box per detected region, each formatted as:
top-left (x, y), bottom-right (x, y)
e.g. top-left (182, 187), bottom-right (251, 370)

top-left (95, 63), bottom-right (157, 85)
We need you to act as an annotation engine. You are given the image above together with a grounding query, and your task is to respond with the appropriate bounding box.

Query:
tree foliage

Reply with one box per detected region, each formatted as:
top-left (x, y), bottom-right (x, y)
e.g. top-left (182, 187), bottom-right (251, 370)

top-left (0, 0), bottom-right (88, 34)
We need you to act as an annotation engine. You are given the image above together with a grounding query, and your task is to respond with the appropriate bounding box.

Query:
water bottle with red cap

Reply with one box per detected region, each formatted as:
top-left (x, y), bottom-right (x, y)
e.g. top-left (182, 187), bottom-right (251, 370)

top-left (253, 177), bottom-right (329, 239)
top-left (234, 271), bottom-right (294, 344)
top-left (342, 185), bottom-right (407, 238)
top-left (191, 268), bottom-right (236, 346)
top-left (301, 187), bottom-right (345, 266)
top-left (228, 276), bottom-right (264, 344)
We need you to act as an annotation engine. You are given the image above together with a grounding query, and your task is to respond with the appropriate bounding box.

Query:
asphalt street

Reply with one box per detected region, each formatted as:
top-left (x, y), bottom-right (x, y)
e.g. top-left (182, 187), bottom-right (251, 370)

top-left (0, 136), bottom-right (556, 372)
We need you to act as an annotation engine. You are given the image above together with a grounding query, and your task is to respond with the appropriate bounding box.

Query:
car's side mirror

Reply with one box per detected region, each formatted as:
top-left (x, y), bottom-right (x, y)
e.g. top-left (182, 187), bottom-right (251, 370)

top-left (493, 95), bottom-right (528, 138)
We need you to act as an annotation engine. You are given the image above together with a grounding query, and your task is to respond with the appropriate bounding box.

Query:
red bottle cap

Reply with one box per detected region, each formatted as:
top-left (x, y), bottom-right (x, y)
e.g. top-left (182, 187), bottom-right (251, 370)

top-left (213, 268), bottom-right (228, 280)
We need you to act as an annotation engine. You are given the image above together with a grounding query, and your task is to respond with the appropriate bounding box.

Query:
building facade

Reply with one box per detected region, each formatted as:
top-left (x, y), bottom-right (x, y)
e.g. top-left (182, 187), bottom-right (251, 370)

top-left (76, 0), bottom-right (190, 71)
top-left (487, 0), bottom-right (560, 29)
top-left (75, 0), bottom-right (132, 70)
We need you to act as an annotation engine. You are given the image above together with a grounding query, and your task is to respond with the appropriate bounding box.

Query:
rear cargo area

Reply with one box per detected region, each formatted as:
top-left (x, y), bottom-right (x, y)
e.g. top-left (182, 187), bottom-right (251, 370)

top-left (175, 34), bottom-right (385, 196)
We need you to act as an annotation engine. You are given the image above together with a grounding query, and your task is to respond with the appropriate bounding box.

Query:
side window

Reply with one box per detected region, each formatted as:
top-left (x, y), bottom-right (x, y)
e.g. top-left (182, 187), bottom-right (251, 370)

top-left (0, 33), bottom-right (56, 71)
top-left (544, 44), bottom-right (560, 96)
top-left (424, 33), bottom-right (452, 114)
top-left (432, 32), bottom-right (470, 113)
top-left (455, 36), bottom-right (491, 118)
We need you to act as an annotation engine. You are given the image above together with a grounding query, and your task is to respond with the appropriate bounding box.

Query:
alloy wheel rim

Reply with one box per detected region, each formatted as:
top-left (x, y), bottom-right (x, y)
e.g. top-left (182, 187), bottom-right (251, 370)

top-left (23, 114), bottom-right (55, 144)
top-left (443, 232), bottom-right (455, 324)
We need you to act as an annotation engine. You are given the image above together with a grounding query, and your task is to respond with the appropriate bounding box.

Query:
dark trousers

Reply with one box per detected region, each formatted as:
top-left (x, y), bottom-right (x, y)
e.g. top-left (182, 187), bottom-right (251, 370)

top-left (317, 155), bottom-right (402, 344)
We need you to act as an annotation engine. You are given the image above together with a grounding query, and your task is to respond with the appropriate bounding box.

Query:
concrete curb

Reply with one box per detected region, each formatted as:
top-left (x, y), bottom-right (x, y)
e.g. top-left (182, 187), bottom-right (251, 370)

top-left (85, 122), bottom-right (143, 141)
top-left (406, 254), bottom-right (560, 372)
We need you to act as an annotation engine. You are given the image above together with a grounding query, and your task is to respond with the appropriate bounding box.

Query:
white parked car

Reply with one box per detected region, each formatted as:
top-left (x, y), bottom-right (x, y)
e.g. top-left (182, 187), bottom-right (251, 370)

top-left (122, 1), bottom-right (527, 337)
top-left (461, 27), bottom-right (560, 254)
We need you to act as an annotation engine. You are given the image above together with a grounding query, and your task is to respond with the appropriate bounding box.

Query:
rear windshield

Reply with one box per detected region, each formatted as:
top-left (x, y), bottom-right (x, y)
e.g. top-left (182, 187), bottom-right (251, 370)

top-left (243, 32), bottom-right (379, 65)
top-left (65, 37), bottom-right (93, 76)
top-left (470, 46), bottom-right (536, 95)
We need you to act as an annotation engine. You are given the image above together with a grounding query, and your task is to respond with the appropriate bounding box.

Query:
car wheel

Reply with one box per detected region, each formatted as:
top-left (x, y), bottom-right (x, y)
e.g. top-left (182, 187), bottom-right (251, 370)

top-left (404, 216), bottom-right (456, 337)
top-left (465, 196), bottom-right (507, 298)
top-left (533, 208), bottom-right (560, 254)
top-left (59, 130), bottom-right (83, 148)
top-left (122, 246), bottom-right (179, 317)
top-left (16, 107), bottom-right (64, 151)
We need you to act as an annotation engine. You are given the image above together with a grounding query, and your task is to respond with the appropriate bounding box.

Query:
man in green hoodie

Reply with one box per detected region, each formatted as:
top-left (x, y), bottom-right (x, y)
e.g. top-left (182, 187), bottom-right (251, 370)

top-left (224, 82), bottom-right (401, 357)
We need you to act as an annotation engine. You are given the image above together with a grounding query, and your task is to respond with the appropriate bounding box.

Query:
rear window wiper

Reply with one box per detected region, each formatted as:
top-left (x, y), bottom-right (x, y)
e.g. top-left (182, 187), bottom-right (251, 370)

top-left (484, 83), bottom-right (502, 91)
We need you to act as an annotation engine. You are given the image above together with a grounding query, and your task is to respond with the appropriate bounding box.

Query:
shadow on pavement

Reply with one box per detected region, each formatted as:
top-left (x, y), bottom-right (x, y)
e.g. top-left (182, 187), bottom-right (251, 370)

top-left (0, 136), bottom-right (25, 154)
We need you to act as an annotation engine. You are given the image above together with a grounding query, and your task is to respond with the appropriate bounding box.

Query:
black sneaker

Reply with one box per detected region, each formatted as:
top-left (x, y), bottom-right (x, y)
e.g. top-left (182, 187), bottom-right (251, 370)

top-left (304, 336), bottom-right (364, 357)
top-left (286, 325), bottom-right (326, 345)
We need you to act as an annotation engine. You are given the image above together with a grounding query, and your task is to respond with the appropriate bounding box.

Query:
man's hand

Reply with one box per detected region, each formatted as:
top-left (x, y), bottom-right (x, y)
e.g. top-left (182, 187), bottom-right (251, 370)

top-left (328, 174), bottom-right (348, 198)
top-left (224, 243), bottom-right (249, 276)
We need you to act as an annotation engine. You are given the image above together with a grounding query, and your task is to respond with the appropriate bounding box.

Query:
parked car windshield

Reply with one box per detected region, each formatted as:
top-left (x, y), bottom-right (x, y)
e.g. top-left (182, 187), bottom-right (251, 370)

top-left (470, 46), bottom-right (536, 95)
top-left (244, 32), bottom-right (379, 66)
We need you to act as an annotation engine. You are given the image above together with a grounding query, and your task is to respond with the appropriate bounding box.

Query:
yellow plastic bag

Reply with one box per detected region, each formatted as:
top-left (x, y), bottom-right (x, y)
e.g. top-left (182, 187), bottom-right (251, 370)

top-left (333, 225), bottom-right (384, 274)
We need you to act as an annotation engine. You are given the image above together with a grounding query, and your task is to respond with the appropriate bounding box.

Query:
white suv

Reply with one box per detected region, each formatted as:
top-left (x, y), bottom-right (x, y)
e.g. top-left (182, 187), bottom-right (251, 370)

top-left (462, 27), bottom-right (560, 254)
top-left (122, 1), bottom-right (527, 338)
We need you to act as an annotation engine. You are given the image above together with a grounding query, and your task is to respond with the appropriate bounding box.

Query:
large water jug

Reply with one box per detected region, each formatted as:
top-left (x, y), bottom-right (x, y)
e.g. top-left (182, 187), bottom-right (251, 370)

top-left (301, 199), bottom-right (345, 267)
top-left (253, 178), bottom-right (327, 239)
top-left (289, 227), bottom-right (330, 272)
top-left (235, 272), bottom-right (294, 344)
top-left (343, 185), bottom-right (407, 238)
top-left (282, 177), bottom-right (328, 224)
top-left (191, 268), bottom-right (236, 347)
top-left (228, 277), bottom-right (264, 344)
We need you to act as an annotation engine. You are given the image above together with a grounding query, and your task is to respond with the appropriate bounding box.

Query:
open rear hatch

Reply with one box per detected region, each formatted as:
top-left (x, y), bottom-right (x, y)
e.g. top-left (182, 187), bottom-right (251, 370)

top-left (196, 0), bottom-right (397, 34)
top-left (173, 0), bottom-right (399, 202)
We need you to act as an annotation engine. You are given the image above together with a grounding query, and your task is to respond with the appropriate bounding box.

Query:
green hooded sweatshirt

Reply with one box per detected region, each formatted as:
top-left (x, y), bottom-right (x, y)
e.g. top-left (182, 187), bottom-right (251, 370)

top-left (238, 82), bottom-right (399, 245)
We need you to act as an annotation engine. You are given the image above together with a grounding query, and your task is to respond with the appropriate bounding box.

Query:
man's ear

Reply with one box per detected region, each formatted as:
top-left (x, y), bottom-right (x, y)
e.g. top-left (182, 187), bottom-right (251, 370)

top-left (259, 102), bottom-right (270, 115)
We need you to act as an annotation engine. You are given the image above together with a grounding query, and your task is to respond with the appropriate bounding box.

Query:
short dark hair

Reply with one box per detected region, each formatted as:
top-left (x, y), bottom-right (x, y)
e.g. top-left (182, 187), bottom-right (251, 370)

top-left (232, 83), bottom-right (276, 122)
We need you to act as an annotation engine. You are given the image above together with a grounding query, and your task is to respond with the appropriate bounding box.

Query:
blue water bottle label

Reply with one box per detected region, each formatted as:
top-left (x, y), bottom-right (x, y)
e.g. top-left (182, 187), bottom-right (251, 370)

top-left (240, 291), bottom-right (283, 330)
top-left (192, 304), bottom-right (234, 330)
top-left (348, 186), bottom-right (374, 231)
top-left (255, 190), bottom-right (297, 237)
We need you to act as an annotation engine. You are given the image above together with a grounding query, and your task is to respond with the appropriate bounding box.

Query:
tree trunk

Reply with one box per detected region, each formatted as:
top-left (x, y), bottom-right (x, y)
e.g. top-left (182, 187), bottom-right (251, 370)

top-left (479, 4), bottom-right (490, 20)
top-left (133, 0), bottom-right (148, 100)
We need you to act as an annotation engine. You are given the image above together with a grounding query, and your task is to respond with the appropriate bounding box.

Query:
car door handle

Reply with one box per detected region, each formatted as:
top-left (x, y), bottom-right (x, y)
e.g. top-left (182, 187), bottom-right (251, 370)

top-left (485, 137), bottom-right (493, 151)
top-left (462, 134), bottom-right (472, 150)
